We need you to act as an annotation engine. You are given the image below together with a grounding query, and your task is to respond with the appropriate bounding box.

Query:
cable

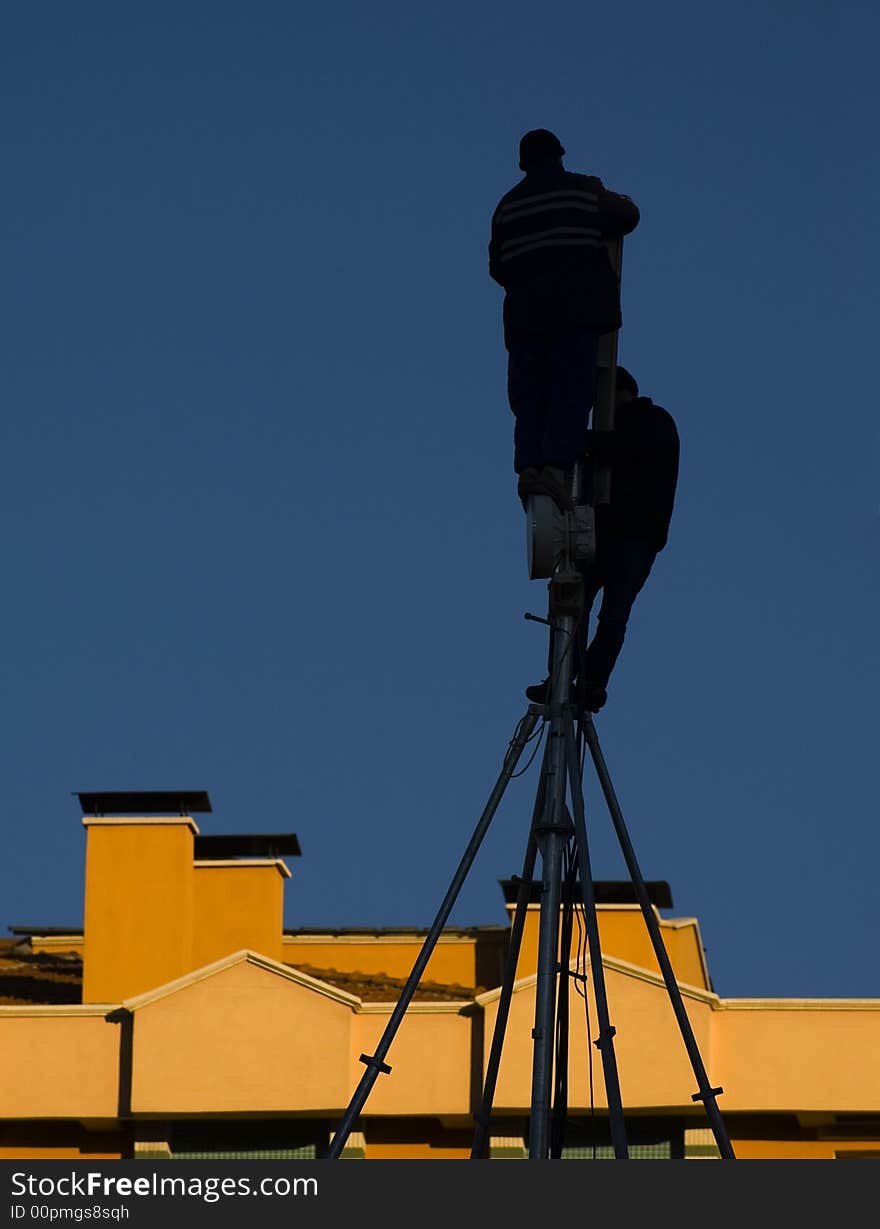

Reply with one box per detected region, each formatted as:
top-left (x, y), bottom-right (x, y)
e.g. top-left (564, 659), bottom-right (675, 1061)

top-left (510, 718), bottom-right (547, 779)
top-left (548, 619), bottom-right (578, 689)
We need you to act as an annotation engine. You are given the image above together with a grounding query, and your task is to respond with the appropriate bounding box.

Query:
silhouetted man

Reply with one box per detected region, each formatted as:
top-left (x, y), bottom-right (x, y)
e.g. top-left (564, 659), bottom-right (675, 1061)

top-left (526, 366), bottom-right (679, 711)
top-left (489, 129), bottom-right (640, 511)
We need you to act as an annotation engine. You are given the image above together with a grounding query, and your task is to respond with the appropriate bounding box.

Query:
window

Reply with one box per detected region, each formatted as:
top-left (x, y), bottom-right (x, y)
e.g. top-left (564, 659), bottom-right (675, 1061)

top-left (169, 1121), bottom-right (329, 1161)
top-left (536, 1116), bottom-right (684, 1160)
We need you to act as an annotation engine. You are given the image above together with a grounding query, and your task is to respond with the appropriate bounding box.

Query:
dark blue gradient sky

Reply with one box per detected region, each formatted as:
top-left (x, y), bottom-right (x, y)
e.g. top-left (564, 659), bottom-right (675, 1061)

top-left (2, 2), bottom-right (878, 997)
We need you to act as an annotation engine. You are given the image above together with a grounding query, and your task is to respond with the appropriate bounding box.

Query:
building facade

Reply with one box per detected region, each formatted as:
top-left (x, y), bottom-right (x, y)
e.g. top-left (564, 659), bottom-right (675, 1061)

top-left (2, 801), bottom-right (880, 1161)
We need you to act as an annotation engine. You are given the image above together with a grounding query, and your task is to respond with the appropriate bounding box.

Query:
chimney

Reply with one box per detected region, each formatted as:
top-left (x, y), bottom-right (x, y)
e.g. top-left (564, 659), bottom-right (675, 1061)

top-left (79, 792), bottom-right (210, 1002)
top-left (78, 792), bottom-right (300, 1002)
top-left (191, 833), bottom-right (300, 967)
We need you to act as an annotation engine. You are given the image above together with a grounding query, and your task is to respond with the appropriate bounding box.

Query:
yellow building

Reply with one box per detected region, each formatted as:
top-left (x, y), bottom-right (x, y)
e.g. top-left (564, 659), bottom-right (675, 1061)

top-left (2, 791), bottom-right (880, 1161)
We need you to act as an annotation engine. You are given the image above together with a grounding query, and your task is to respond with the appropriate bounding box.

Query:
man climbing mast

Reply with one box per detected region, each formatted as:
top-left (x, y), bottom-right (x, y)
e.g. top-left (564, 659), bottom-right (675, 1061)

top-left (526, 365), bottom-right (680, 712)
top-left (489, 129), bottom-right (639, 511)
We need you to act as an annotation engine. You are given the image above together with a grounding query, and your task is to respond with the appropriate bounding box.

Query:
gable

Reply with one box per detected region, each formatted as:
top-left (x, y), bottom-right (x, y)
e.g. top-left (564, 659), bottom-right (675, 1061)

top-left (126, 953), bottom-right (358, 1113)
top-left (478, 956), bottom-right (715, 1112)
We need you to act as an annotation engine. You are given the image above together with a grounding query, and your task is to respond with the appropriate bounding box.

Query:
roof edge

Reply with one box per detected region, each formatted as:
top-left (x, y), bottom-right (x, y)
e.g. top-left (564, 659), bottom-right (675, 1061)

top-left (121, 950), bottom-right (362, 1011)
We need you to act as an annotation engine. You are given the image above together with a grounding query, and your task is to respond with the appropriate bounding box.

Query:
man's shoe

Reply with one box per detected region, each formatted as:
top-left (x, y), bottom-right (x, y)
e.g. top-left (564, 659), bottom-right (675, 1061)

top-left (525, 677), bottom-right (579, 705)
top-left (517, 466), bottom-right (574, 513)
top-left (525, 678), bottom-right (551, 704)
top-left (537, 466), bottom-right (574, 512)
top-left (526, 678), bottom-right (607, 712)
top-left (517, 468), bottom-right (542, 511)
top-left (578, 681), bottom-right (608, 713)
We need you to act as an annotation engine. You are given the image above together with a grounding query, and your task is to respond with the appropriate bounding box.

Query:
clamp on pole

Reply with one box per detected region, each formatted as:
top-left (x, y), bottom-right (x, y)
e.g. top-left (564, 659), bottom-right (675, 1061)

top-left (358, 1053), bottom-right (392, 1076)
top-left (593, 1026), bottom-right (617, 1051)
top-left (692, 1086), bottom-right (724, 1103)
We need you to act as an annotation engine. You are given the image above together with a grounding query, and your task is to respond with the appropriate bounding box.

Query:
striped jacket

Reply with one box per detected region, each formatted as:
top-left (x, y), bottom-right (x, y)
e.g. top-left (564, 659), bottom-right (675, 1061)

top-left (489, 167), bottom-right (639, 347)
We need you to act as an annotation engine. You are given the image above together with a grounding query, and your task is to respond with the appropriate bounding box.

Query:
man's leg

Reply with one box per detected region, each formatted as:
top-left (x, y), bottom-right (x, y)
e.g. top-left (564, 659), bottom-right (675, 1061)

top-left (574, 563), bottom-right (602, 674)
top-left (507, 340), bottom-right (547, 474)
top-left (508, 338), bottom-right (575, 511)
top-left (542, 329), bottom-right (599, 469)
top-left (582, 537), bottom-right (657, 695)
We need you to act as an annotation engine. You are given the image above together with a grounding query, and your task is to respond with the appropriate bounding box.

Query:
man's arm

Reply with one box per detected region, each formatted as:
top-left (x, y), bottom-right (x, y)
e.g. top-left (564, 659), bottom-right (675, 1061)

top-left (583, 406), bottom-right (677, 463)
top-left (595, 181), bottom-right (640, 237)
top-left (488, 206), bottom-right (505, 286)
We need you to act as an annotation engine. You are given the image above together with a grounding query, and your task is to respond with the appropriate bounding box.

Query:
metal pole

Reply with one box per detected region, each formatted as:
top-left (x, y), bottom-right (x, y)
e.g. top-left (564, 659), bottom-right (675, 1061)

top-left (593, 237), bottom-right (623, 507)
top-left (549, 855), bottom-right (575, 1159)
top-left (528, 823), bottom-right (567, 1158)
top-left (527, 604), bottom-right (577, 1159)
top-left (327, 709), bottom-right (540, 1159)
top-left (471, 831), bottom-right (539, 1159)
top-left (564, 724), bottom-right (628, 1157)
top-left (581, 715), bottom-right (736, 1160)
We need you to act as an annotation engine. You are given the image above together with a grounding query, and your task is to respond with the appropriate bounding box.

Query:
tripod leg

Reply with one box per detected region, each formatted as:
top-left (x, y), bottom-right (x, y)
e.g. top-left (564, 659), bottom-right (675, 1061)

top-left (471, 830), bottom-right (539, 1159)
top-left (581, 715), bottom-right (736, 1160)
top-left (564, 723), bottom-right (629, 1158)
top-left (327, 709), bottom-right (541, 1159)
top-left (550, 847), bottom-right (577, 1158)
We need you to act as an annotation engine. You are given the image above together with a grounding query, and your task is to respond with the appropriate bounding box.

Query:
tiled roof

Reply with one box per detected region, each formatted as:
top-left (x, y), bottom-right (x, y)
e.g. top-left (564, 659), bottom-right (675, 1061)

top-left (0, 939), bottom-right (82, 1005)
top-left (289, 963), bottom-right (478, 1003)
top-left (0, 941), bottom-right (476, 1007)
top-left (283, 926), bottom-right (507, 937)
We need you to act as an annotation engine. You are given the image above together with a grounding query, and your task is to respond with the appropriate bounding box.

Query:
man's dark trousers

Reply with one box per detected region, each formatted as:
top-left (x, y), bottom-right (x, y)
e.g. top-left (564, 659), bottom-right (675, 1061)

top-left (578, 534), bottom-right (657, 688)
top-left (507, 328), bottom-right (599, 473)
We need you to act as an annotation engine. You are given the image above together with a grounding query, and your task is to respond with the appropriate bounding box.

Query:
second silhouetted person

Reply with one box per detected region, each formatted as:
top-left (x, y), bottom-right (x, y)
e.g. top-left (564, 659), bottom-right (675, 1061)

top-left (526, 365), bottom-right (680, 712)
top-left (489, 129), bottom-right (639, 511)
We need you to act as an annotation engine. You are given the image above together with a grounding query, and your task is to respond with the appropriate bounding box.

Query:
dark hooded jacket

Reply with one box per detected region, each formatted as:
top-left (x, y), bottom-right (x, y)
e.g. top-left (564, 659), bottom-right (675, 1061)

top-left (489, 166), bottom-right (639, 348)
top-left (587, 397), bottom-right (679, 552)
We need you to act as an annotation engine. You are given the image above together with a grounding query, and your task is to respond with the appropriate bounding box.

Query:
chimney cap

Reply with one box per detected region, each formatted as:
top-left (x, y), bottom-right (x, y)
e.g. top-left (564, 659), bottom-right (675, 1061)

top-left (8, 925), bottom-right (83, 936)
top-left (499, 878), bottom-right (673, 908)
top-left (194, 833), bottom-right (302, 859)
top-left (75, 790), bottom-right (212, 816)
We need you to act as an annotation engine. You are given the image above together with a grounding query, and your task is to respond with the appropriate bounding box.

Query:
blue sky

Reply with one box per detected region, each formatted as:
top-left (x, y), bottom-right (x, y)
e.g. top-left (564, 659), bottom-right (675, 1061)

top-left (2, 2), bottom-right (877, 999)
